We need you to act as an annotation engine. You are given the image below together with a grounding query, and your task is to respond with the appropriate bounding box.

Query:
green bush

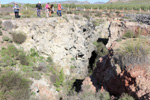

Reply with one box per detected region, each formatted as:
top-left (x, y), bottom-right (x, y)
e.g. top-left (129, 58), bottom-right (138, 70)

top-left (29, 48), bottom-right (39, 57)
top-left (47, 56), bottom-right (53, 65)
top-left (123, 31), bottom-right (135, 38)
top-left (0, 71), bottom-right (31, 100)
top-left (0, 30), bottom-right (2, 36)
top-left (0, 45), bottom-right (19, 66)
top-left (91, 42), bottom-right (108, 71)
top-left (54, 69), bottom-right (65, 91)
top-left (19, 53), bottom-right (29, 65)
top-left (116, 38), bottom-right (150, 70)
top-left (0, 55), bottom-right (16, 67)
top-left (0, 20), bottom-right (2, 25)
top-left (0, 45), bottom-right (19, 58)
top-left (12, 32), bottom-right (26, 44)
top-left (119, 93), bottom-right (134, 100)
top-left (2, 36), bottom-right (11, 41)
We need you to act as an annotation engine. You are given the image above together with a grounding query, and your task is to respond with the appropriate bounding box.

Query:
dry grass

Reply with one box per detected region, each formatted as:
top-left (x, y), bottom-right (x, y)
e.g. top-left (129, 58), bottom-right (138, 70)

top-left (113, 38), bottom-right (150, 70)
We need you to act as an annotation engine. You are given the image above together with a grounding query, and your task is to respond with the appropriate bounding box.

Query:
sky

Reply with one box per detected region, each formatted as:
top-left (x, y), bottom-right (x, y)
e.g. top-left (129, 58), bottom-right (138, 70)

top-left (0, 0), bottom-right (109, 4)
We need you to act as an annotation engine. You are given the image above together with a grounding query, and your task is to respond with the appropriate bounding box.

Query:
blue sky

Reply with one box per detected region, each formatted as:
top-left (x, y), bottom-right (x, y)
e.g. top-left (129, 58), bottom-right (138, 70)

top-left (0, 0), bottom-right (109, 4)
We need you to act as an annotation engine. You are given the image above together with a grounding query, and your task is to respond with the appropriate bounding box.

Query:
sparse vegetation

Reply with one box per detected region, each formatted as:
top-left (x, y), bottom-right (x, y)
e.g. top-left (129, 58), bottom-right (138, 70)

top-left (19, 53), bottom-right (29, 65)
top-left (123, 31), bottom-right (135, 38)
top-left (0, 30), bottom-right (3, 36)
top-left (54, 69), bottom-right (65, 91)
top-left (2, 36), bottom-right (11, 41)
top-left (12, 31), bottom-right (26, 44)
top-left (0, 45), bottom-right (19, 67)
top-left (64, 85), bottom-right (111, 100)
top-left (21, 9), bottom-right (36, 18)
top-left (115, 38), bottom-right (150, 70)
top-left (0, 71), bottom-right (31, 100)
top-left (119, 93), bottom-right (134, 100)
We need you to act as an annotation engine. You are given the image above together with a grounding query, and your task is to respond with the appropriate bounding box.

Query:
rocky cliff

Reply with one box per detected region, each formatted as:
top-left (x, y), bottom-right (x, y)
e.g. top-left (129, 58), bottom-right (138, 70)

top-left (82, 18), bottom-right (150, 99)
top-left (4, 15), bottom-right (101, 79)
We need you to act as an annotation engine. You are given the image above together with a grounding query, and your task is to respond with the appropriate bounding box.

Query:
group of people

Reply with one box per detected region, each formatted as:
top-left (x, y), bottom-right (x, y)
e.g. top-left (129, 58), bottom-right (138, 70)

top-left (13, 2), bottom-right (62, 18)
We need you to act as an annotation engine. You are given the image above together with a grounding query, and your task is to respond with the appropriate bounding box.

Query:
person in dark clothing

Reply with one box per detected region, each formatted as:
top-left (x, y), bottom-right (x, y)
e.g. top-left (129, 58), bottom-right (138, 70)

top-left (49, 4), bottom-right (54, 17)
top-left (13, 3), bottom-right (20, 18)
top-left (36, 2), bottom-right (42, 17)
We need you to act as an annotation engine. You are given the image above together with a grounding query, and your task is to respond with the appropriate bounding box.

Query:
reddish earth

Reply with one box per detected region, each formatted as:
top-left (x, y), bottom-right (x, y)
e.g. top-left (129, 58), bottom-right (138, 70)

top-left (82, 47), bottom-right (150, 100)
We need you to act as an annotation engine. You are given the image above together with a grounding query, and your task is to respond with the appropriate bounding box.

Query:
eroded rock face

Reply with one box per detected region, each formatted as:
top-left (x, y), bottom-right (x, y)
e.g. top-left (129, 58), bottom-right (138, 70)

top-left (91, 47), bottom-right (150, 99)
top-left (8, 15), bottom-right (101, 79)
top-left (30, 76), bottom-right (57, 100)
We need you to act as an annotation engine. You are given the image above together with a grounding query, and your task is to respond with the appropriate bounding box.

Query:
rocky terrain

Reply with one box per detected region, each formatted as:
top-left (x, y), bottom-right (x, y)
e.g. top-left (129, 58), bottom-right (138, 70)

top-left (6, 15), bottom-right (99, 79)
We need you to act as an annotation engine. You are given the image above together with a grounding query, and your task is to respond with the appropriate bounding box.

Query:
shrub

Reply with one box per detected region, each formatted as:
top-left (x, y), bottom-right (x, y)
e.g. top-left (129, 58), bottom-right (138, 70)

top-left (37, 62), bottom-right (47, 72)
top-left (25, 71), bottom-right (41, 80)
top-left (0, 55), bottom-right (16, 67)
top-left (92, 19), bottom-right (104, 27)
top-left (2, 36), bottom-right (11, 41)
top-left (21, 9), bottom-right (36, 18)
top-left (115, 39), bottom-right (150, 70)
top-left (0, 71), bottom-right (31, 100)
top-left (12, 32), bottom-right (26, 44)
top-left (95, 12), bottom-right (102, 17)
top-left (64, 86), bottom-right (111, 100)
top-left (19, 53), bottom-right (29, 65)
top-left (29, 48), bottom-right (39, 57)
top-left (119, 93), bottom-right (134, 100)
top-left (47, 56), bottom-right (53, 65)
top-left (123, 31), bottom-right (135, 38)
top-left (83, 11), bottom-right (90, 20)
top-left (95, 42), bottom-right (108, 61)
top-left (93, 41), bottom-right (99, 46)
top-left (54, 69), bottom-right (65, 91)
top-left (67, 11), bottom-right (73, 14)
top-left (0, 30), bottom-right (2, 36)
top-left (0, 45), bottom-right (18, 66)
top-left (0, 20), bottom-right (2, 25)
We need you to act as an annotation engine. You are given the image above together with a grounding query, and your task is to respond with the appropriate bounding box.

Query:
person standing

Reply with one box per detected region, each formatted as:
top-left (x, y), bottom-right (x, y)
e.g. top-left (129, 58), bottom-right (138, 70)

top-left (49, 4), bottom-right (54, 17)
top-left (36, 2), bottom-right (42, 17)
top-left (13, 3), bottom-right (20, 18)
top-left (57, 3), bottom-right (62, 16)
top-left (45, 3), bottom-right (50, 17)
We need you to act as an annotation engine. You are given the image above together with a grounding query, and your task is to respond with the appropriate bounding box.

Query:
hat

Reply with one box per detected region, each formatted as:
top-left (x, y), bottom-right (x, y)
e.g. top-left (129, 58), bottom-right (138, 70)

top-left (38, 1), bottom-right (41, 4)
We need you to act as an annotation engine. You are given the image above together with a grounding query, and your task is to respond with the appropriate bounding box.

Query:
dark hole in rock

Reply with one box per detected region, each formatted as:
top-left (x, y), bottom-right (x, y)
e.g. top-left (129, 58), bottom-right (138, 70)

top-left (37, 90), bottom-right (39, 93)
top-left (72, 79), bottom-right (84, 92)
top-left (88, 51), bottom-right (97, 71)
top-left (97, 38), bottom-right (109, 45)
top-left (83, 28), bottom-right (86, 32)
top-left (78, 54), bottom-right (84, 58)
top-left (31, 36), bottom-right (34, 39)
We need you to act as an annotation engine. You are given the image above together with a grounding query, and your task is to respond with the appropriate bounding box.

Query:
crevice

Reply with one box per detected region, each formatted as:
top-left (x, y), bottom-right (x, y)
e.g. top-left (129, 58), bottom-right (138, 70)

top-left (97, 38), bottom-right (109, 45)
top-left (72, 79), bottom-right (84, 92)
top-left (83, 28), bottom-right (86, 32)
top-left (88, 51), bottom-right (97, 72)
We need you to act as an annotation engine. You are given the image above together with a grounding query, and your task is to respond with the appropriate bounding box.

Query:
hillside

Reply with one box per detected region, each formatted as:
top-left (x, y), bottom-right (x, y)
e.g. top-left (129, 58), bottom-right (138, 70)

top-left (108, 0), bottom-right (150, 4)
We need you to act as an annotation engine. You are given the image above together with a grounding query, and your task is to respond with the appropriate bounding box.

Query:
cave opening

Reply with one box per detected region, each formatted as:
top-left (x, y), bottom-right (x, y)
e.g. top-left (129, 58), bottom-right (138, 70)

top-left (88, 51), bottom-right (97, 72)
top-left (97, 38), bottom-right (109, 45)
top-left (72, 79), bottom-right (84, 92)
top-left (83, 28), bottom-right (86, 32)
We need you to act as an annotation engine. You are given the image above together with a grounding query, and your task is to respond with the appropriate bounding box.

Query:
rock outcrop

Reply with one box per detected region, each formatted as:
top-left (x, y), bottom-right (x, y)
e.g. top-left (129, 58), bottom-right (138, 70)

top-left (91, 39), bottom-right (150, 99)
top-left (5, 15), bottom-right (100, 79)
top-left (136, 14), bottom-right (150, 25)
